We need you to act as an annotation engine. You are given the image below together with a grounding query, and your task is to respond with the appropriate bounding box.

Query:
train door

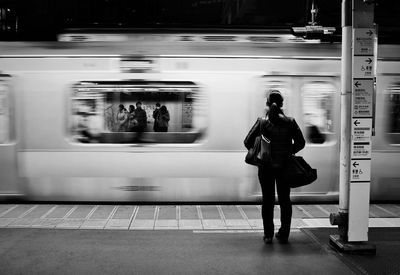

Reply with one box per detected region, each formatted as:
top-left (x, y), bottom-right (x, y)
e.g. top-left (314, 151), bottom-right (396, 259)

top-left (255, 76), bottom-right (340, 198)
top-left (296, 76), bottom-right (340, 195)
top-left (0, 75), bottom-right (19, 197)
top-left (371, 73), bottom-right (400, 200)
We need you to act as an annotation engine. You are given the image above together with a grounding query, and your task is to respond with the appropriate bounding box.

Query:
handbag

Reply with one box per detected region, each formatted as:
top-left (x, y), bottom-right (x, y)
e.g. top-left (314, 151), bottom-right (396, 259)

top-left (283, 155), bottom-right (317, 188)
top-left (245, 118), bottom-right (272, 166)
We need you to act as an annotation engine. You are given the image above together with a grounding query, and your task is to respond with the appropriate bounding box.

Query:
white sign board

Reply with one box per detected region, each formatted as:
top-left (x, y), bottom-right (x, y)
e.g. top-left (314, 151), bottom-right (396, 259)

top-left (352, 79), bottom-right (374, 117)
top-left (350, 160), bottom-right (371, 182)
top-left (352, 143), bottom-right (371, 159)
top-left (353, 56), bottom-right (374, 78)
top-left (353, 28), bottom-right (375, 55)
top-left (352, 118), bottom-right (372, 142)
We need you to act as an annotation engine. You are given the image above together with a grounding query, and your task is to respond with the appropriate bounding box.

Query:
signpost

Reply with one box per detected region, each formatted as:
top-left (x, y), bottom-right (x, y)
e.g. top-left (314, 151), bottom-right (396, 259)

top-left (348, 12), bottom-right (375, 242)
top-left (330, 0), bottom-right (376, 254)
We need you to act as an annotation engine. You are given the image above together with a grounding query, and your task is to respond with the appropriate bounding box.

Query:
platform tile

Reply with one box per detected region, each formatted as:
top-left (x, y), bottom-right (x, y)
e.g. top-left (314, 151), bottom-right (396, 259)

top-left (383, 218), bottom-right (400, 227)
top-left (8, 218), bottom-right (37, 227)
top-left (155, 219), bottom-right (178, 229)
top-left (202, 219), bottom-right (226, 229)
top-left (369, 218), bottom-right (393, 227)
top-left (0, 218), bottom-right (16, 227)
top-left (247, 219), bottom-right (263, 229)
top-left (80, 220), bottom-right (108, 229)
top-left (56, 219), bottom-right (84, 229)
top-left (302, 218), bottom-right (334, 228)
top-left (179, 219), bottom-right (203, 230)
top-left (225, 219), bottom-right (251, 229)
top-left (130, 219), bottom-right (154, 230)
top-left (31, 219), bottom-right (62, 228)
top-left (105, 219), bottom-right (131, 230)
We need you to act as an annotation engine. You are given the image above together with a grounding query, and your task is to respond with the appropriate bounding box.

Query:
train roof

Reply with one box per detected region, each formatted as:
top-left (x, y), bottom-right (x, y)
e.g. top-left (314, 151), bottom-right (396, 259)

top-left (0, 32), bottom-right (398, 59)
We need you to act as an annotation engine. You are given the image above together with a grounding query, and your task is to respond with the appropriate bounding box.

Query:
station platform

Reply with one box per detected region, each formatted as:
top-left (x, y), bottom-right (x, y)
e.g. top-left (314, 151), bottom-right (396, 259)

top-left (1, 203), bottom-right (400, 274)
top-left (1, 203), bottom-right (400, 230)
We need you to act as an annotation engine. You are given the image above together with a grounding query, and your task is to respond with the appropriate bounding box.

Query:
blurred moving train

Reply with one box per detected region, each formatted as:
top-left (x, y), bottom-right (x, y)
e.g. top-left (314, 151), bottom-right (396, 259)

top-left (0, 31), bottom-right (400, 202)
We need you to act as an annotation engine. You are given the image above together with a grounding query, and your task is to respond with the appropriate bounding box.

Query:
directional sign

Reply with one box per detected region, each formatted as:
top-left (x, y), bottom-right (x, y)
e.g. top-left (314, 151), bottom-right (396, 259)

top-left (352, 79), bottom-right (374, 117)
top-left (352, 143), bottom-right (371, 159)
top-left (354, 28), bottom-right (375, 55)
top-left (353, 56), bottom-right (374, 78)
top-left (352, 118), bottom-right (372, 142)
top-left (350, 159), bottom-right (371, 182)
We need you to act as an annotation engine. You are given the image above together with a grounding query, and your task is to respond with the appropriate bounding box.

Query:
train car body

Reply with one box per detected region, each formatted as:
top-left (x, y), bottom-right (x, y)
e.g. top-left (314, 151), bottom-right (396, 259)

top-left (0, 32), bottom-right (399, 202)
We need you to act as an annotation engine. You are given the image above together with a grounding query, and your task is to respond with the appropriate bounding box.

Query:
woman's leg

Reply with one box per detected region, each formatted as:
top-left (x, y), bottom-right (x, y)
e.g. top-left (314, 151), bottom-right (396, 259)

top-left (258, 167), bottom-right (276, 238)
top-left (276, 171), bottom-right (292, 238)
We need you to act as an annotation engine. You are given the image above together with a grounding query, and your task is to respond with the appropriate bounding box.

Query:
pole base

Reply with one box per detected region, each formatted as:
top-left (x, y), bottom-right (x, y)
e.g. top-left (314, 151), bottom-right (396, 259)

top-left (329, 235), bottom-right (376, 255)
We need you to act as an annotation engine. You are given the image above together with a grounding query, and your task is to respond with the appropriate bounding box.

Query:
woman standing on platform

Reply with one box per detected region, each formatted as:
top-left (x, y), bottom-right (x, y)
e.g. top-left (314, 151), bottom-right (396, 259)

top-left (244, 90), bottom-right (305, 244)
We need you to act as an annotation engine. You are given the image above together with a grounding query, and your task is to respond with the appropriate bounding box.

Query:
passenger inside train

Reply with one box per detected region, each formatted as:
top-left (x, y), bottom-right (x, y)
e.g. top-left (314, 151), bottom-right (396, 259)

top-left (304, 113), bottom-right (325, 144)
top-left (69, 82), bottom-right (205, 143)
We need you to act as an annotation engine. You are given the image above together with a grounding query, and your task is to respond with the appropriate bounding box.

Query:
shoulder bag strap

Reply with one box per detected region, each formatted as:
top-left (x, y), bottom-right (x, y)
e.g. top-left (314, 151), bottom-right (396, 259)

top-left (260, 116), bottom-right (271, 140)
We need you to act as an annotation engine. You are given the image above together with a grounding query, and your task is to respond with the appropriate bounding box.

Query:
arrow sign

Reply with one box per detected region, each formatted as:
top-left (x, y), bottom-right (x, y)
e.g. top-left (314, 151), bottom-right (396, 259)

top-left (354, 120), bottom-right (361, 126)
top-left (365, 58), bottom-right (372, 64)
top-left (352, 161), bottom-right (359, 168)
top-left (354, 81), bottom-right (361, 88)
top-left (366, 29), bottom-right (373, 36)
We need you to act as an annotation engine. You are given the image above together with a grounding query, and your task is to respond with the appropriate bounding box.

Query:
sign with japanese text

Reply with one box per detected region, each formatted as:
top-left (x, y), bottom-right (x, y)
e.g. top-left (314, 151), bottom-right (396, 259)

top-left (352, 79), bottom-right (374, 117)
top-left (350, 160), bottom-right (371, 182)
top-left (353, 56), bottom-right (374, 78)
top-left (353, 28), bottom-right (375, 55)
top-left (352, 118), bottom-right (372, 142)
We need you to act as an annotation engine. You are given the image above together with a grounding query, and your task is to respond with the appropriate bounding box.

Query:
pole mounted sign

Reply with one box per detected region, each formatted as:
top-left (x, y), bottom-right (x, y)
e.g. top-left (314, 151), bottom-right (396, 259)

top-left (351, 29), bottom-right (374, 185)
top-left (330, 0), bottom-right (376, 253)
top-left (353, 28), bottom-right (375, 55)
top-left (348, 0), bottom-right (376, 242)
top-left (352, 80), bottom-right (373, 117)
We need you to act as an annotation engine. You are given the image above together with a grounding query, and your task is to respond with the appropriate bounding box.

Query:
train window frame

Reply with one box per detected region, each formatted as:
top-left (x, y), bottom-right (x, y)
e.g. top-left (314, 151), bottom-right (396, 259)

top-left (67, 80), bottom-right (207, 146)
top-left (300, 80), bottom-right (336, 145)
top-left (0, 79), bottom-right (12, 145)
top-left (385, 81), bottom-right (400, 145)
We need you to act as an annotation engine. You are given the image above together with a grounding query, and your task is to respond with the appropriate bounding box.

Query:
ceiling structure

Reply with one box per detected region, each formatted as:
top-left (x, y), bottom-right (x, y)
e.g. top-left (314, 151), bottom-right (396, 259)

top-left (0, 0), bottom-right (398, 41)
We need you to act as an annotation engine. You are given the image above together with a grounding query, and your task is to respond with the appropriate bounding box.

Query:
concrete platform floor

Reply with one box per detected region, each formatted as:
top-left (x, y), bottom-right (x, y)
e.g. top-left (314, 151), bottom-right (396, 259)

top-left (0, 228), bottom-right (353, 275)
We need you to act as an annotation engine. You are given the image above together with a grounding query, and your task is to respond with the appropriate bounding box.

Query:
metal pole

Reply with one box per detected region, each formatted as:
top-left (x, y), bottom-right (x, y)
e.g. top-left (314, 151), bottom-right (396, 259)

top-left (334, 0), bottom-right (352, 240)
top-left (339, 0), bottom-right (352, 212)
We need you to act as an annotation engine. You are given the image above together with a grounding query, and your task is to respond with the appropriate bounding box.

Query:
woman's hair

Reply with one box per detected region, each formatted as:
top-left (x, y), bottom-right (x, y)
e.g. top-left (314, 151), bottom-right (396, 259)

top-left (160, 105), bottom-right (167, 114)
top-left (118, 104), bottom-right (124, 110)
top-left (266, 90), bottom-right (284, 123)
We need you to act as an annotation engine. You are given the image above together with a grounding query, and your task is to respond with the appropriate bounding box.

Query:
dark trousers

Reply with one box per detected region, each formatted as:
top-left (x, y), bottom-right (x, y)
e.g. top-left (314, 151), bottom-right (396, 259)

top-left (258, 167), bottom-right (292, 238)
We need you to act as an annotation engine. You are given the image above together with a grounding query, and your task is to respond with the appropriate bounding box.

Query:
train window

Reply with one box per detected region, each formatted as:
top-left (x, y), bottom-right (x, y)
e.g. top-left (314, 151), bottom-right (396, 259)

top-left (0, 82), bottom-right (10, 144)
top-left (386, 82), bottom-right (400, 144)
top-left (301, 82), bottom-right (335, 144)
top-left (68, 81), bottom-right (206, 144)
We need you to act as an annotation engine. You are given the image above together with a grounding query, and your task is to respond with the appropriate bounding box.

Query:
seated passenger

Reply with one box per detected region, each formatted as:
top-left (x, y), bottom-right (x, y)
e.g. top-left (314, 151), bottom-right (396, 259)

top-left (306, 124), bottom-right (325, 144)
top-left (304, 113), bottom-right (325, 144)
top-left (73, 112), bottom-right (101, 143)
